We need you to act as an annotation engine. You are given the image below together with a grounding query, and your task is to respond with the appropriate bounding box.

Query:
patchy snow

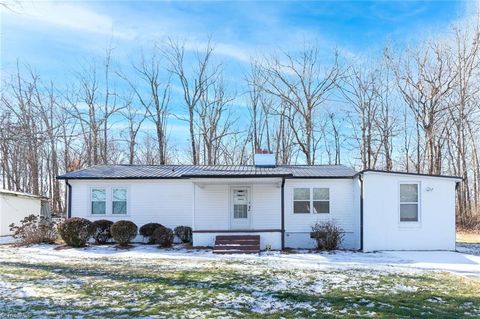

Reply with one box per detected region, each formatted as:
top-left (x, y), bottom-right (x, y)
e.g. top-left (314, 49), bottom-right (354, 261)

top-left (0, 244), bottom-right (479, 318)
top-left (457, 243), bottom-right (480, 256)
top-left (0, 244), bottom-right (478, 277)
top-left (0, 236), bottom-right (15, 245)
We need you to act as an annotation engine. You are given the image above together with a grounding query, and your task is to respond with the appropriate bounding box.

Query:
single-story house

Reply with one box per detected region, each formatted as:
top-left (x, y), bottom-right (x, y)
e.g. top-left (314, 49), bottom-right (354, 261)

top-left (57, 154), bottom-right (461, 252)
top-left (0, 189), bottom-right (50, 236)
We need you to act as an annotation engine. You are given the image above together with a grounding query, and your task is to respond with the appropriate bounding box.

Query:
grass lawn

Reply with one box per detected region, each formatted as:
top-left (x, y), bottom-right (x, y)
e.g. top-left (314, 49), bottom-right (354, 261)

top-left (0, 245), bottom-right (479, 318)
top-left (457, 231), bottom-right (480, 244)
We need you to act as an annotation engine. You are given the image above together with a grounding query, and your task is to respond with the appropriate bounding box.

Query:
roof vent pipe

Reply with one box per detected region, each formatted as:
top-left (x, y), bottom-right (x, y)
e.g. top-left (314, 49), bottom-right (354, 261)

top-left (254, 148), bottom-right (276, 167)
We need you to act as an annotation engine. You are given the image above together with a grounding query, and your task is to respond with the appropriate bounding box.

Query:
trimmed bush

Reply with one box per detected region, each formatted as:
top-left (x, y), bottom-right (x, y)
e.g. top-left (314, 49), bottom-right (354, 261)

top-left (151, 226), bottom-right (174, 247)
top-left (92, 220), bottom-right (114, 245)
top-left (9, 214), bottom-right (57, 246)
top-left (174, 226), bottom-right (192, 243)
top-left (310, 220), bottom-right (344, 251)
top-left (139, 223), bottom-right (164, 244)
top-left (58, 217), bottom-right (95, 247)
top-left (111, 220), bottom-right (138, 247)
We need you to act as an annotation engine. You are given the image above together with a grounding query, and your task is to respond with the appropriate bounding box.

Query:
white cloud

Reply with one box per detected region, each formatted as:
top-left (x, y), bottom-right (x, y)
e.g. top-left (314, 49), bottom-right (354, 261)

top-left (181, 40), bottom-right (252, 64)
top-left (3, 0), bottom-right (136, 40)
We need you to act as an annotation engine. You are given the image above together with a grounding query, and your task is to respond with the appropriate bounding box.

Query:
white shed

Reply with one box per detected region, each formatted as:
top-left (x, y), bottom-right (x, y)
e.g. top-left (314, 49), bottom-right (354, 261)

top-left (0, 190), bottom-right (49, 236)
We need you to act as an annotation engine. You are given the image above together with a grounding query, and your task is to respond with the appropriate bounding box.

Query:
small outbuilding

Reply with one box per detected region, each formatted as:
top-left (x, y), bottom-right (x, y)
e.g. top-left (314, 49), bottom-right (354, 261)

top-left (0, 190), bottom-right (50, 236)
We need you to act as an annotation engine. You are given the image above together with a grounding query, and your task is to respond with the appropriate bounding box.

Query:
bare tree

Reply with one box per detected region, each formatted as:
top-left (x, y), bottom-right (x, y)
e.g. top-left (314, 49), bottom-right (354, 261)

top-left (259, 45), bottom-right (342, 164)
top-left (119, 49), bottom-right (171, 164)
top-left (163, 39), bottom-right (220, 165)
top-left (388, 42), bottom-right (456, 174)
top-left (197, 74), bottom-right (236, 165)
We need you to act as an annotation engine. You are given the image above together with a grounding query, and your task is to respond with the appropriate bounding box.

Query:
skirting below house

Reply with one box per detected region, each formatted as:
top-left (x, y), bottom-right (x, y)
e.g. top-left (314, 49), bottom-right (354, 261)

top-left (284, 231), bottom-right (359, 250)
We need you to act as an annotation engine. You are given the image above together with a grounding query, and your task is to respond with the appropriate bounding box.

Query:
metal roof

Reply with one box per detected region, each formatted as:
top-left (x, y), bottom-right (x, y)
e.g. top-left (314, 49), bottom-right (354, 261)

top-left (0, 189), bottom-right (49, 200)
top-left (357, 169), bottom-right (463, 180)
top-left (57, 164), bottom-right (357, 180)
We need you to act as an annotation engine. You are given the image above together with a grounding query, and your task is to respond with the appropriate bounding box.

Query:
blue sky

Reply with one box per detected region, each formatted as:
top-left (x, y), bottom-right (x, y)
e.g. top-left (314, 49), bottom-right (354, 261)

top-left (0, 0), bottom-right (473, 159)
top-left (1, 1), bottom-right (469, 78)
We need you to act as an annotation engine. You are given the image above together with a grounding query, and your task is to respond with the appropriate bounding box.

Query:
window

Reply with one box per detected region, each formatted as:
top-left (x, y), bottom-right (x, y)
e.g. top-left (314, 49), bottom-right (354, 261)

top-left (91, 188), bottom-right (106, 215)
top-left (294, 188), bottom-right (311, 214)
top-left (233, 189), bottom-right (248, 219)
top-left (112, 188), bottom-right (127, 215)
top-left (400, 183), bottom-right (419, 222)
top-left (313, 188), bottom-right (330, 214)
top-left (293, 188), bottom-right (330, 214)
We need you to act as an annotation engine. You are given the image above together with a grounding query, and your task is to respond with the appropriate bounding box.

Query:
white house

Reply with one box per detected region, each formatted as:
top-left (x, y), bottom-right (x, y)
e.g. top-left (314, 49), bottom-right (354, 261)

top-left (58, 155), bottom-right (461, 252)
top-left (0, 190), bottom-right (50, 236)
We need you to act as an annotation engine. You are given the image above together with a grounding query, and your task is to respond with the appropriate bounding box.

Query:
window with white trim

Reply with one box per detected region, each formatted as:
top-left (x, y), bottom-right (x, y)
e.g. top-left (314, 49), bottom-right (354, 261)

top-left (399, 183), bottom-right (419, 222)
top-left (91, 188), bottom-right (106, 215)
top-left (112, 188), bottom-right (127, 215)
top-left (313, 188), bottom-right (330, 214)
top-left (293, 188), bottom-right (311, 214)
top-left (293, 188), bottom-right (330, 214)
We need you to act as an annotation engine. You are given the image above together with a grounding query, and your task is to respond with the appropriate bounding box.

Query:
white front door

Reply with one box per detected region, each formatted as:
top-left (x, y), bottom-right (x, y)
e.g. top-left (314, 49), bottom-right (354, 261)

top-left (231, 187), bottom-right (251, 230)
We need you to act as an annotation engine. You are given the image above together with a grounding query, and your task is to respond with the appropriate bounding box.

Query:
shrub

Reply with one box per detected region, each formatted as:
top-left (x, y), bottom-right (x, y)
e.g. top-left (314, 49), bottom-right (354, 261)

top-left (92, 220), bottom-right (114, 245)
top-left (139, 223), bottom-right (164, 244)
top-left (310, 220), bottom-right (344, 251)
top-left (111, 220), bottom-right (138, 247)
top-left (58, 217), bottom-right (95, 247)
top-left (174, 226), bottom-right (192, 243)
top-left (151, 226), bottom-right (174, 247)
top-left (9, 214), bottom-right (57, 246)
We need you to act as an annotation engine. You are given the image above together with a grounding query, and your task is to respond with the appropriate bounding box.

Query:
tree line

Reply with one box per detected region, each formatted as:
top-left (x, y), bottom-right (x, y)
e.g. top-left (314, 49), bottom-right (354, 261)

top-left (1, 17), bottom-right (480, 227)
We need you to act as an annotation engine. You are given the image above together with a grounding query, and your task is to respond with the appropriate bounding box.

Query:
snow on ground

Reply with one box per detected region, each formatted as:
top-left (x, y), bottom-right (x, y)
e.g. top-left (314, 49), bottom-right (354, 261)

top-left (0, 236), bottom-right (15, 245)
top-left (0, 244), bottom-right (479, 318)
top-left (457, 242), bottom-right (480, 256)
top-left (0, 243), bottom-right (479, 277)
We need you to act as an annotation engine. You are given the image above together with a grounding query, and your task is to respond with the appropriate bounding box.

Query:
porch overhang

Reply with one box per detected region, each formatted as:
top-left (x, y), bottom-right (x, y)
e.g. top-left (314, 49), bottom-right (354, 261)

top-left (190, 177), bottom-right (283, 188)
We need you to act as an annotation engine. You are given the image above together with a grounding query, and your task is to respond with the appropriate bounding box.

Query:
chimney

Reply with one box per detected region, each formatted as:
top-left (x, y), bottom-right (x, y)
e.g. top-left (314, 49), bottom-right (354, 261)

top-left (254, 148), bottom-right (276, 167)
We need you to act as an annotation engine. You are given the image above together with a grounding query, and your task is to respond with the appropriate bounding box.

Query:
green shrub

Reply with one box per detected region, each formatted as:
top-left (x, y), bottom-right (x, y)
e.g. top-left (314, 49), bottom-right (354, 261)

top-left (139, 223), bottom-right (164, 244)
top-left (151, 226), bottom-right (174, 247)
top-left (310, 220), bottom-right (344, 251)
top-left (92, 220), bottom-right (114, 244)
top-left (9, 214), bottom-right (57, 246)
top-left (111, 220), bottom-right (138, 247)
top-left (58, 217), bottom-right (95, 247)
top-left (174, 226), bottom-right (192, 243)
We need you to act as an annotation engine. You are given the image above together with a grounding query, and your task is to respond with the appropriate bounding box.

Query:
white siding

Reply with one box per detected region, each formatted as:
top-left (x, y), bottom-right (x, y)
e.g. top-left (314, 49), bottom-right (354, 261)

top-left (0, 195), bottom-right (42, 236)
top-left (284, 179), bottom-right (359, 250)
top-left (251, 184), bottom-right (281, 229)
top-left (362, 172), bottom-right (457, 251)
top-left (194, 184), bottom-right (229, 230)
top-left (70, 180), bottom-right (193, 230)
top-left (193, 179), bottom-right (281, 231)
top-left (192, 178), bottom-right (282, 249)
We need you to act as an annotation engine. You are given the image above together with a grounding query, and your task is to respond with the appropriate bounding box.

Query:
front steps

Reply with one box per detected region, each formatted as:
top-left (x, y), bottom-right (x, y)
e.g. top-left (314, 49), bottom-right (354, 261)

top-left (213, 235), bottom-right (260, 254)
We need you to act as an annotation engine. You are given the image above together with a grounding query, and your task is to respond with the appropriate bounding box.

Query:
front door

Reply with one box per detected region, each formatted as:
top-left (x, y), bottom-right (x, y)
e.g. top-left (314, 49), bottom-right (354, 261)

top-left (231, 187), bottom-right (251, 230)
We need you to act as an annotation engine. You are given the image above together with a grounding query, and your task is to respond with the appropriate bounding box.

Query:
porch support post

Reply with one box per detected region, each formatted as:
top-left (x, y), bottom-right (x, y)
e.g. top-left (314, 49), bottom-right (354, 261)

top-left (281, 177), bottom-right (285, 250)
top-left (65, 179), bottom-right (72, 219)
top-left (192, 182), bottom-right (196, 231)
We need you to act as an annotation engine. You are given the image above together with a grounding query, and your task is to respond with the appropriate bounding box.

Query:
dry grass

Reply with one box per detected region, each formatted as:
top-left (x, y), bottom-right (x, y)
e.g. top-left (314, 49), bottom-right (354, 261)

top-left (457, 231), bottom-right (480, 244)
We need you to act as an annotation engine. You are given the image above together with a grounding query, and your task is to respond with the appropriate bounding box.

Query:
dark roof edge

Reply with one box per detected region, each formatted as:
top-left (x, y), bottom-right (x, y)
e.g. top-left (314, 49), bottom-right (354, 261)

top-left (56, 176), bottom-right (186, 180)
top-left (355, 169), bottom-right (463, 180)
top-left (57, 174), bottom-right (357, 180)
